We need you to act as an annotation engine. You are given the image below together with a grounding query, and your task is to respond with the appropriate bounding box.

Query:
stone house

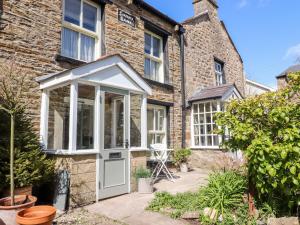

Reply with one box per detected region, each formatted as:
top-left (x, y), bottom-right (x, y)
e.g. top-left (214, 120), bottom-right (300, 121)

top-left (0, 0), bottom-right (245, 206)
top-left (245, 79), bottom-right (274, 97)
top-left (276, 64), bottom-right (300, 89)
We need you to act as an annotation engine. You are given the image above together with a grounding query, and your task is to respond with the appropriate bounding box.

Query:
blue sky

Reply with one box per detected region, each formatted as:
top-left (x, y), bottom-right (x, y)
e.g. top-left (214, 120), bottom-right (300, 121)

top-left (144, 0), bottom-right (300, 89)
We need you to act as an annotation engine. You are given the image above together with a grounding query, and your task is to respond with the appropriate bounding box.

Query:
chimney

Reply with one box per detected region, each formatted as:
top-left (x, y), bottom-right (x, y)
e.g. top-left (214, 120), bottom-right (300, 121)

top-left (193, 0), bottom-right (218, 17)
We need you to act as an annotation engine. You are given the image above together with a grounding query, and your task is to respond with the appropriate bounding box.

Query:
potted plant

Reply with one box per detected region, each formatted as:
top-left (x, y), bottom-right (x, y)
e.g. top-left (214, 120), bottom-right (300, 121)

top-left (0, 59), bottom-right (55, 225)
top-left (173, 148), bottom-right (192, 172)
top-left (135, 166), bottom-right (153, 194)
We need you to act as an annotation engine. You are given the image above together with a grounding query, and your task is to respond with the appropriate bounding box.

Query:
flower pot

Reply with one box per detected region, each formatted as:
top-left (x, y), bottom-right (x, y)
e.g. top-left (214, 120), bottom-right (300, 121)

top-left (138, 178), bottom-right (153, 194)
top-left (180, 163), bottom-right (189, 173)
top-left (16, 205), bottom-right (56, 225)
top-left (3, 186), bottom-right (33, 197)
top-left (0, 195), bottom-right (37, 225)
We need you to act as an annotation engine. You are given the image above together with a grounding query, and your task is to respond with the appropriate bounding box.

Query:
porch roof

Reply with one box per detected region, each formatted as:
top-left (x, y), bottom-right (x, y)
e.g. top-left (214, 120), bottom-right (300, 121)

top-left (36, 54), bottom-right (152, 95)
top-left (188, 83), bottom-right (242, 102)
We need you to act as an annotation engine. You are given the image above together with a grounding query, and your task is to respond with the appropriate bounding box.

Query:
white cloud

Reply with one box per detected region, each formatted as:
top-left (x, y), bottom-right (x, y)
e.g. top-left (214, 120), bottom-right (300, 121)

top-left (237, 0), bottom-right (271, 9)
top-left (284, 43), bottom-right (300, 61)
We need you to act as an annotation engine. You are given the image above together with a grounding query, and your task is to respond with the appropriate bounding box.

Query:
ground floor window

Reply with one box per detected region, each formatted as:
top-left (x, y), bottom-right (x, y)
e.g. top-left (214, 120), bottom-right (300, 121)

top-left (192, 101), bottom-right (223, 148)
top-left (147, 104), bottom-right (167, 147)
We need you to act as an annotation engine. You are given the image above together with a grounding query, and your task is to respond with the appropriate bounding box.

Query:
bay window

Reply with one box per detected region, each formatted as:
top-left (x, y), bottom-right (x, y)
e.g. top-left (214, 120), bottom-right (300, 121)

top-left (62, 0), bottom-right (100, 62)
top-left (192, 101), bottom-right (223, 148)
top-left (147, 105), bottom-right (167, 147)
top-left (144, 31), bottom-right (164, 83)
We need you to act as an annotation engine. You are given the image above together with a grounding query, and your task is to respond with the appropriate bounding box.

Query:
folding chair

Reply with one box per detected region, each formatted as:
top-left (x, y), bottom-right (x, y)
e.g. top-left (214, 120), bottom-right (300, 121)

top-left (149, 144), bottom-right (174, 182)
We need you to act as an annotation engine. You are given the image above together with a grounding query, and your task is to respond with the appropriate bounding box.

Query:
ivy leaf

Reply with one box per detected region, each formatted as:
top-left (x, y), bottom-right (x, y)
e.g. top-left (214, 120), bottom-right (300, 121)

top-left (281, 150), bottom-right (287, 159)
top-left (268, 168), bottom-right (276, 177)
top-left (290, 166), bottom-right (296, 175)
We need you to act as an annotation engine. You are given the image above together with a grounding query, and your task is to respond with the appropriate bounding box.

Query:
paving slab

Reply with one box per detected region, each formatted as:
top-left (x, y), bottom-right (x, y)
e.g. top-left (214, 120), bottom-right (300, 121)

top-left (85, 169), bottom-right (210, 225)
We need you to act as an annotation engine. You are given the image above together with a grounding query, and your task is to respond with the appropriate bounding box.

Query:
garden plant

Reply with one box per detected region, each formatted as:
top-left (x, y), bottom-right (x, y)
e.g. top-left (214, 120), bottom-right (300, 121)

top-left (215, 72), bottom-right (300, 216)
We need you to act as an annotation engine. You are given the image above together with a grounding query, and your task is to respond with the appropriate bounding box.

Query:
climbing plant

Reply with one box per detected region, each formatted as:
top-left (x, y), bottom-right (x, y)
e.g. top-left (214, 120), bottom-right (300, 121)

top-left (215, 72), bottom-right (300, 214)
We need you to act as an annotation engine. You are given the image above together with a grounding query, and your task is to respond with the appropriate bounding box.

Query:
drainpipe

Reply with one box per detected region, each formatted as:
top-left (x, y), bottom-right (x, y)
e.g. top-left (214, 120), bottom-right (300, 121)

top-left (176, 25), bottom-right (186, 148)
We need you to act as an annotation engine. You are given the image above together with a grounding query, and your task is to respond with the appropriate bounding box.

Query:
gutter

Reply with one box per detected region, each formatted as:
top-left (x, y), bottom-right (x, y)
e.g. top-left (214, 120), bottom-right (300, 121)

top-left (177, 25), bottom-right (186, 148)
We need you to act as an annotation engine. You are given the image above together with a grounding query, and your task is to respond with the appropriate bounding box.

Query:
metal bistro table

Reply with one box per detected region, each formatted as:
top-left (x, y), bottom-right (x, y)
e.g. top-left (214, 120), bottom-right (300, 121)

top-left (149, 144), bottom-right (174, 182)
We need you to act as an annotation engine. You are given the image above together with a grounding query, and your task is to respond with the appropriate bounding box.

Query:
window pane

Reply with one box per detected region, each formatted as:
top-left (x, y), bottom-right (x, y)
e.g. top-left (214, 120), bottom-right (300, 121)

top-left (199, 114), bottom-right (204, 123)
top-left (200, 125), bottom-right (205, 135)
top-left (194, 125), bottom-right (199, 135)
top-left (147, 108), bottom-right (154, 130)
top-left (193, 104), bottom-right (198, 114)
top-left (200, 136), bottom-right (205, 146)
top-left (48, 85), bottom-right (70, 150)
top-left (205, 102), bottom-right (211, 112)
top-left (151, 60), bottom-right (160, 81)
top-left (80, 34), bottom-right (95, 62)
top-left (193, 114), bottom-right (199, 124)
top-left (144, 58), bottom-right (151, 77)
top-left (64, 0), bottom-right (80, 25)
top-left (212, 102), bottom-right (217, 111)
top-left (153, 36), bottom-right (160, 58)
top-left (207, 124), bottom-right (212, 134)
top-left (207, 136), bottom-right (212, 146)
top-left (155, 134), bottom-right (164, 144)
top-left (158, 109), bottom-right (164, 131)
top-left (206, 113), bottom-right (212, 123)
top-left (199, 104), bottom-right (204, 113)
top-left (130, 94), bottom-right (142, 147)
top-left (83, 3), bottom-right (97, 32)
top-left (194, 136), bottom-right (199, 146)
top-left (148, 133), bottom-right (154, 146)
top-left (77, 84), bottom-right (95, 150)
top-left (144, 33), bottom-right (151, 54)
top-left (62, 28), bottom-right (79, 59)
top-left (104, 93), bottom-right (124, 149)
top-left (213, 135), bottom-right (219, 146)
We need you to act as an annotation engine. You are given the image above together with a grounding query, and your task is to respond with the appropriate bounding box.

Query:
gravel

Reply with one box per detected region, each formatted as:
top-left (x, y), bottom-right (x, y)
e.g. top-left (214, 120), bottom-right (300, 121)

top-left (54, 208), bottom-right (126, 225)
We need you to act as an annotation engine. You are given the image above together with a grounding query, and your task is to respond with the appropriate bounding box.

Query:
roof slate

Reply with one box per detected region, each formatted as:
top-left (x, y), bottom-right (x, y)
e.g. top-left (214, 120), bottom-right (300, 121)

top-left (277, 64), bottom-right (300, 78)
top-left (189, 84), bottom-right (236, 102)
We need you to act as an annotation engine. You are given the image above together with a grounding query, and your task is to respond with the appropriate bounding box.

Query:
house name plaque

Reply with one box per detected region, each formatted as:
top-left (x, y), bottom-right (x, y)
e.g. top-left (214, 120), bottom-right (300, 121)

top-left (118, 10), bottom-right (136, 27)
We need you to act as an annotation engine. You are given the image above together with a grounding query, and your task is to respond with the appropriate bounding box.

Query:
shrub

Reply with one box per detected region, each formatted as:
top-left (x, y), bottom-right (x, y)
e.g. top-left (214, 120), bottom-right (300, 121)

top-left (215, 72), bottom-right (300, 215)
top-left (198, 171), bottom-right (247, 215)
top-left (134, 166), bottom-right (151, 180)
top-left (173, 148), bottom-right (192, 166)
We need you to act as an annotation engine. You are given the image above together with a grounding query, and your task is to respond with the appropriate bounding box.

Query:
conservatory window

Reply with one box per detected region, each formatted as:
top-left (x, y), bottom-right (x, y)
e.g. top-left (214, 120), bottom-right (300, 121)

top-left (147, 105), bottom-right (166, 147)
top-left (192, 101), bottom-right (222, 148)
top-left (130, 94), bottom-right (142, 148)
top-left (47, 85), bottom-right (70, 150)
top-left (62, 0), bottom-right (100, 62)
top-left (76, 84), bottom-right (95, 150)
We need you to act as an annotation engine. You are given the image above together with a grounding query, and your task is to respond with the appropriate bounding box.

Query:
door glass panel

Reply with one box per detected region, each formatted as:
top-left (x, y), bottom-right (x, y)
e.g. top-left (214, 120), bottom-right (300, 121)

top-left (104, 92), bottom-right (124, 149)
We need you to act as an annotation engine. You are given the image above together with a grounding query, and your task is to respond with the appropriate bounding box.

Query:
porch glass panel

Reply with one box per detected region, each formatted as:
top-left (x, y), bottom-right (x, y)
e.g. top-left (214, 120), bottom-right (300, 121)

top-left (130, 94), bottom-right (142, 148)
top-left (47, 85), bottom-right (70, 150)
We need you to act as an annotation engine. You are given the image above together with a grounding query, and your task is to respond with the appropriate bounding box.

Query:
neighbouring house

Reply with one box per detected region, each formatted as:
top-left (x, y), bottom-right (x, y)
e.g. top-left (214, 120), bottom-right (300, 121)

top-left (245, 79), bottom-right (274, 97)
top-left (276, 64), bottom-right (300, 89)
top-left (182, 0), bottom-right (245, 169)
top-left (0, 0), bottom-right (245, 207)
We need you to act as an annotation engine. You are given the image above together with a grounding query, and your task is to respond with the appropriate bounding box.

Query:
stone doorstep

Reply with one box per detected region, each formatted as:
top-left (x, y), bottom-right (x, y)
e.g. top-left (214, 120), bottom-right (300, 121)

top-left (267, 217), bottom-right (299, 225)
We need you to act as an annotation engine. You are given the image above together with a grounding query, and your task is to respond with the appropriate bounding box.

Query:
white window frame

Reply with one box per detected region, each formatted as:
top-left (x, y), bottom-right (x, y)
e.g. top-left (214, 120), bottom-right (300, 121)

top-left (144, 30), bottom-right (164, 83)
top-left (147, 104), bottom-right (167, 146)
top-left (215, 61), bottom-right (224, 86)
top-left (191, 100), bottom-right (223, 149)
top-left (62, 0), bottom-right (101, 62)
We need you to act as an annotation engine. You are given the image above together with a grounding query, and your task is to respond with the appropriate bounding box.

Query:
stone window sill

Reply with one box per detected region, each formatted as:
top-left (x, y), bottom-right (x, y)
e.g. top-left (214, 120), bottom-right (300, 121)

top-left (143, 78), bottom-right (174, 91)
top-left (55, 54), bottom-right (87, 67)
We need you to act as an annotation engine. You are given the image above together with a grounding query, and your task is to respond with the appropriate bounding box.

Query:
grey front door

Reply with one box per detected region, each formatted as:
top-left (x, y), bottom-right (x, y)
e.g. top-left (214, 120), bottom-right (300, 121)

top-left (99, 87), bottom-right (129, 199)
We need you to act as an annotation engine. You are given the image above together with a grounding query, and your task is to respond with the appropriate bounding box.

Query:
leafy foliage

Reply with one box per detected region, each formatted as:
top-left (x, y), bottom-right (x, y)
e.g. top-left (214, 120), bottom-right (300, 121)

top-left (134, 166), bottom-right (152, 180)
top-left (198, 171), bottom-right (247, 215)
top-left (172, 148), bottom-right (192, 165)
top-left (147, 171), bottom-right (248, 223)
top-left (215, 72), bottom-right (300, 214)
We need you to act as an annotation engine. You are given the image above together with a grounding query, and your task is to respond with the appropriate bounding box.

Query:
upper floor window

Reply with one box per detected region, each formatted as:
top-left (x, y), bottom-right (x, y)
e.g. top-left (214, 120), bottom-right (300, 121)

top-left (144, 31), bottom-right (164, 83)
top-left (62, 0), bottom-right (100, 62)
top-left (215, 61), bottom-right (225, 86)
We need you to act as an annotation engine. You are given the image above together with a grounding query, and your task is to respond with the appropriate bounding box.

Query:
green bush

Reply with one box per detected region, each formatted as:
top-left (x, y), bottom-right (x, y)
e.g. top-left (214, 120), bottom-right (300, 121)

top-left (0, 108), bottom-right (55, 191)
top-left (198, 171), bottom-right (247, 215)
top-left (134, 166), bottom-right (151, 180)
top-left (173, 148), bottom-right (192, 166)
top-left (215, 72), bottom-right (300, 215)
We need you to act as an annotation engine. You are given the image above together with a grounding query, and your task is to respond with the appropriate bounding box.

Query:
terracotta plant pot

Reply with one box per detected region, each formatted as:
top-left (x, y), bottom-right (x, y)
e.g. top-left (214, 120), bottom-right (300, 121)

top-left (0, 195), bottom-right (37, 225)
top-left (3, 186), bottom-right (33, 197)
top-left (16, 205), bottom-right (56, 225)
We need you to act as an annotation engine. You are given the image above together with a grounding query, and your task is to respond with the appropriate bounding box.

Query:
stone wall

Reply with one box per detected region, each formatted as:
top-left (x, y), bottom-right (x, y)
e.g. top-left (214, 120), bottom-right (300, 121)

top-left (54, 154), bottom-right (97, 208)
top-left (277, 76), bottom-right (288, 89)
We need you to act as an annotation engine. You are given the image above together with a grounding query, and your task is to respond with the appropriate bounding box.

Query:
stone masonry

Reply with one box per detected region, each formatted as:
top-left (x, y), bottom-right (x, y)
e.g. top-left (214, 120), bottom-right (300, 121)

top-left (183, 0), bottom-right (246, 169)
top-left (0, 0), bottom-right (182, 206)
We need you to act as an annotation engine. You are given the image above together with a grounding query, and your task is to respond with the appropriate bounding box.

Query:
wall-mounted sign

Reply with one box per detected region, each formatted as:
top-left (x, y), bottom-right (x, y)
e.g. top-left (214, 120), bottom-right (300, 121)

top-left (118, 10), bottom-right (136, 27)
